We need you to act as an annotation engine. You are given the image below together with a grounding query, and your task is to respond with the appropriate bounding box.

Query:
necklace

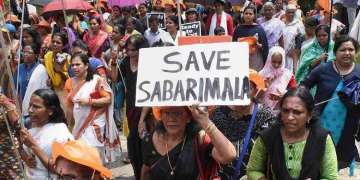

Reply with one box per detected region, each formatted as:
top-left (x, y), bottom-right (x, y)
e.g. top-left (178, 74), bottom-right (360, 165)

top-left (333, 61), bottom-right (355, 79)
top-left (165, 135), bottom-right (187, 176)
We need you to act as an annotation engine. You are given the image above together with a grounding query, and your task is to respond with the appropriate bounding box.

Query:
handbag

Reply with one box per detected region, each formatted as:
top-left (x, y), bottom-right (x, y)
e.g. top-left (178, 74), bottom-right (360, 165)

top-left (194, 132), bottom-right (221, 180)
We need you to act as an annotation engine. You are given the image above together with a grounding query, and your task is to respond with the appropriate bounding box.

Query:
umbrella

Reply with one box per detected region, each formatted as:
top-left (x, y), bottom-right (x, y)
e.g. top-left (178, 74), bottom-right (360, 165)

top-left (108, 0), bottom-right (145, 7)
top-left (28, 0), bottom-right (51, 7)
top-left (41, 0), bottom-right (93, 17)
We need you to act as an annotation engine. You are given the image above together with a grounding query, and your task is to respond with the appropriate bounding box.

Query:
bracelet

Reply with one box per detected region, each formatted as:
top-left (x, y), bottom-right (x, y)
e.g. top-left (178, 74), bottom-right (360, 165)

top-left (205, 122), bottom-right (216, 135)
top-left (204, 122), bottom-right (214, 132)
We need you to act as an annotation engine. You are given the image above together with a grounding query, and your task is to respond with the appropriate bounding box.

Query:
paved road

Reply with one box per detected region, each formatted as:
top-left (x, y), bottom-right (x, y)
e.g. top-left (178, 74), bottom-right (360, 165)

top-left (107, 135), bottom-right (135, 180)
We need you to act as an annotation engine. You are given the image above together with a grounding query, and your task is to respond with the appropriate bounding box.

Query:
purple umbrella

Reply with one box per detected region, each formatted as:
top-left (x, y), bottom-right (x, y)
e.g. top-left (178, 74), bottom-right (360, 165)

top-left (108, 0), bottom-right (145, 7)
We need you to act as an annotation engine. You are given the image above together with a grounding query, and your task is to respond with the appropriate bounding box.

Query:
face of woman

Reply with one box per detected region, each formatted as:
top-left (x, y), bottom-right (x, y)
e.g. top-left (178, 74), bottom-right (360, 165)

top-left (263, 6), bottom-right (274, 19)
top-left (126, 44), bottom-right (139, 59)
top-left (110, 26), bottom-right (122, 41)
top-left (28, 95), bottom-right (52, 126)
top-left (243, 9), bottom-right (255, 24)
top-left (51, 35), bottom-right (64, 53)
top-left (281, 96), bottom-right (311, 134)
top-left (23, 32), bottom-right (34, 46)
top-left (335, 41), bottom-right (356, 67)
top-left (160, 107), bottom-right (190, 135)
top-left (166, 19), bottom-right (177, 32)
top-left (316, 29), bottom-right (328, 47)
top-left (71, 57), bottom-right (88, 77)
top-left (271, 53), bottom-right (283, 69)
top-left (89, 19), bottom-right (100, 33)
top-left (23, 46), bottom-right (37, 64)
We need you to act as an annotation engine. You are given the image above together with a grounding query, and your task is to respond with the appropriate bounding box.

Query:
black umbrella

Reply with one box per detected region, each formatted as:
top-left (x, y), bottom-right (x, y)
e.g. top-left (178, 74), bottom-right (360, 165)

top-left (28, 0), bottom-right (51, 7)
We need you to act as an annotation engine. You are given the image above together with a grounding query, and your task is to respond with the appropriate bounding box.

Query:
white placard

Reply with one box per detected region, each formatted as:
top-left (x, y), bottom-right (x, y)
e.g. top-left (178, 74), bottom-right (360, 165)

top-left (136, 42), bottom-right (250, 107)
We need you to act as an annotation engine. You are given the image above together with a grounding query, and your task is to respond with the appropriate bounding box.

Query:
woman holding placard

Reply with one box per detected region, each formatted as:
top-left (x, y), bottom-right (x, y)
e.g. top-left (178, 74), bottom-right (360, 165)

top-left (140, 105), bottom-right (236, 180)
top-left (233, 6), bottom-right (269, 71)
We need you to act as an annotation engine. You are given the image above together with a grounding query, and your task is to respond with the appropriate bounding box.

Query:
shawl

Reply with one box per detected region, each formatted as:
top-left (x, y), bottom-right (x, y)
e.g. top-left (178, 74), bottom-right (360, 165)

top-left (260, 46), bottom-right (292, 112)
top-left (44, 51), bottom-right (70, 90)
top-left (83, 30), bottom-right (108, 58)
top-left (209, 11), bottom-right (228, 35)
top-left (295, 40), bottom-right (335, 83)
top-left (258, 17), bottom-right (285, 47)
top-left (69, 75), bottom-right (120, 162)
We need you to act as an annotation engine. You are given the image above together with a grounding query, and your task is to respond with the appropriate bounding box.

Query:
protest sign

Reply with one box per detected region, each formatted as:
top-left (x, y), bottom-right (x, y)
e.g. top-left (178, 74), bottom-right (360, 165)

top-left (181, 21), bottom-right (201, 36)
top-left (146, 13), bottom-right (166, 29)
top-left (136, 42), bottom-right (250, 107)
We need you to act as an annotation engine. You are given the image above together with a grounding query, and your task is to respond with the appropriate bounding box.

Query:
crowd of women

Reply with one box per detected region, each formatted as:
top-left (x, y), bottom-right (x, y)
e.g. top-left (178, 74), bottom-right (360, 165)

top-left (0, 0), bottom-right (360, 179)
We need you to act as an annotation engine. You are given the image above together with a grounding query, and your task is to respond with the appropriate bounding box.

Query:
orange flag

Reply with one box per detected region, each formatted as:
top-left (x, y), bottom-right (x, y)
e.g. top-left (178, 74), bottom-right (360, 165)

top-left (317, 0), bottom-right (330, 12)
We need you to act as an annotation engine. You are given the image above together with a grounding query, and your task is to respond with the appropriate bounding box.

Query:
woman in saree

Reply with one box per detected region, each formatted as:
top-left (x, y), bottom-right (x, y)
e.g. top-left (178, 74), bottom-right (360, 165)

top-left (141, 105), bottom-right (236, 180)
top-left (64, 53), bottom-right (120, 162)
top-left (260, 46), bottom-right (296, 114)
top-left (302, 35), bottom-right (360, 170)
top-left (83, 16), bottom-right (110, 59)
top-left (257, 2), bottom-right (285, 48)
top-left (18, 89), bottom-right (74, 179)
top-left (296, 25), bottom-right (335, 84)
top-left (44, 32), bottom-right (70, 107)
top-left (233, 5), bottom-right (269, 71)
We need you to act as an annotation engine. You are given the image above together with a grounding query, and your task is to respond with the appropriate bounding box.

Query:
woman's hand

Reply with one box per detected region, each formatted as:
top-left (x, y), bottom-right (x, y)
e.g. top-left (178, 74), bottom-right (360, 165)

top-left (24, 154), bottom-right (37, 168)
top-left (0, 93), bottom-right (11, 107)
top-left (20, 128), bottom-right (37, 148)
top-left (74, 98), bottom-right (90, 106)
top-left (318, 53), bottom-right (328, 62)
top-left (189, 105), bottom-right (210, 128)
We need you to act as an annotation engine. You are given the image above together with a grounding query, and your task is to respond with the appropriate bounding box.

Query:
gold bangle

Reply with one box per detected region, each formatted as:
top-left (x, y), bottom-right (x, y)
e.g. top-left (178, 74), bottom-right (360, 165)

top-left (204, 122), bottom-right (214, 132)
top-left (205, 122), bottom-right (216, 135)
top-left (208, 124), bottom-right (217, 135)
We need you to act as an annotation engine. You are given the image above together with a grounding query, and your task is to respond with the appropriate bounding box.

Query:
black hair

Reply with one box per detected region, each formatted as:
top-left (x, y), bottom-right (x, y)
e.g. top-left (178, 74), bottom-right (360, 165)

top-left (125, 34), bottom-right (149, 50)
top-left (23, 27), bottom-right (42, 49)
top-left (112, 5), bottom-right (121, 12)
top-left (114, 24), bottom-right (126, 35)
top-left (24, 42), bottom-right (40, 56)
top-left (149, 15), bottom-right (159, 24)
top-left (52, 32), bottom-right (68, 48)
top-left (241, 5), bottom-right (257, 23)
top-left (315, 24), bottom-right (330, 36)
top-left (72, 40), bottom-right (92, 57)
top-left (89, 16), bottom-right (102, 25)
top-left (334, 35), bottom-right (359, 54)
top-left (214, 26), bottom-right (225, 35)
top-left (71, 53), bottom-right (94, 81)
top-left (167, 15), bottom-right (181, 30)
top-left (32, 89), bottom-right (67, 125)
top-left (151, 40), bottom-right (174, 47)
top-left (278, 87), bottom-right (316, 126)
top-left (304, 16), bottom-right (319, 28)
